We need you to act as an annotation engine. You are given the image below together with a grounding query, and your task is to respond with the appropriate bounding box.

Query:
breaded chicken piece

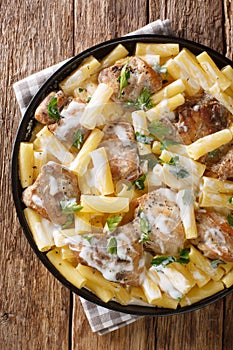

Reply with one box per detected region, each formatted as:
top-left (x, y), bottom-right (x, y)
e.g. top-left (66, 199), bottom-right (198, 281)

top-left (194, 209), bottom-right (233, 262)
top-left (35, 90), bottom-right (71, 125)
top-left (98, 56), bottom-right (162, 102)
top-left (99, 121), bottom-right (142, 181)
top-left (70, 220), bottom-right (145, 286)
top-left (135, 189), bottom-right (186, 256)
top-left (22, 161), bottom-right (80, 227)
top-left (175, 94), bottom-right (230, 145)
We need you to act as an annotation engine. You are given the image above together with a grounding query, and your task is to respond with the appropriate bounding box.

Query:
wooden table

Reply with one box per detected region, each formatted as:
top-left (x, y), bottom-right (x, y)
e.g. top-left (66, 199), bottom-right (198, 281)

top-left (1, 1), bottom-right (233, 349)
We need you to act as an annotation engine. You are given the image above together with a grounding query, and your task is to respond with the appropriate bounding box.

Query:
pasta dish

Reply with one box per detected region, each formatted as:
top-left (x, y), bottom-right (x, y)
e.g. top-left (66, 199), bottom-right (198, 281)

top-left (18, 42), bottom-right (233, 308)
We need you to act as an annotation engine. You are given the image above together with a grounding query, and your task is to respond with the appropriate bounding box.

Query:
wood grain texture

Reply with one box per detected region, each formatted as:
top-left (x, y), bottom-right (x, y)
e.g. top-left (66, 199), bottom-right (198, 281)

top-left (1, 0), bottom-right (233, 349)
top-left (0, 1), bottom-right (73, 349)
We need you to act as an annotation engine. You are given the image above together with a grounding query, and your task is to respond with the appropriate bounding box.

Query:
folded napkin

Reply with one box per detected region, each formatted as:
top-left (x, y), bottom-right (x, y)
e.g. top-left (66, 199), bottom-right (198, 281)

top-left (13, 19), bottom-right (173, 335)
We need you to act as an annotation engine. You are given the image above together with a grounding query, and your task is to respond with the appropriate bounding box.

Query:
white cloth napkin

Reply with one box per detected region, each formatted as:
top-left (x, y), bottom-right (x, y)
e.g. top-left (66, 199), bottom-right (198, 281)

top-left (13, 19), bottom-right (173, 335)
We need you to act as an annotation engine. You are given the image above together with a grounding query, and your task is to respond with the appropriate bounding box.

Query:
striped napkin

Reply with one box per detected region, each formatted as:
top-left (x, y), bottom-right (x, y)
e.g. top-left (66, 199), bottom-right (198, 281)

top-left (13, 19), bottom-right (173, 335)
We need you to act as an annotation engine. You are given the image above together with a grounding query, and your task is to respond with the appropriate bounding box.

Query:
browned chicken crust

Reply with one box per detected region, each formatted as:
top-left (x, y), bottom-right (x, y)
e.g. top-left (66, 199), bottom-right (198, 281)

top-left (70, 220), bottom-right (145, 286)
top-left (98, 56), bottom-right (162, 102)
top-left (35, 90), bottom-right (71, 125)
top-left (99, 121), bottom-right (142, 181)
top-left (22, 161), bottom-right (80, 226)
top-left (194, 209), bottom-right (233, 262)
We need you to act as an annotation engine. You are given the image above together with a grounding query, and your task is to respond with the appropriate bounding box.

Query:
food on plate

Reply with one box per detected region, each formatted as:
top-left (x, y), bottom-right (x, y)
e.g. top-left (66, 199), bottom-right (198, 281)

top-left (18, 42), bottom-right (233, 308)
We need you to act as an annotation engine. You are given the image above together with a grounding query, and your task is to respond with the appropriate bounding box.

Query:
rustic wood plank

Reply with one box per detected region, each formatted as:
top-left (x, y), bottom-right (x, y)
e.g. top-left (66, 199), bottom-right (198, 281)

top-left (224, 0), bottom-right (233, 59)
top-left (0, 1), bottom-right (74, 349)
top-left (73, 0), bottom-right (148, 54)
top-left (149, 0), bottom-right (225, 53)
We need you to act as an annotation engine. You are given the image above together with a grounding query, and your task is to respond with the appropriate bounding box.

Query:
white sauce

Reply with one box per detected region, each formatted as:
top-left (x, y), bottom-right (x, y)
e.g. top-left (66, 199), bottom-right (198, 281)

top-left (114, 125), bottom-right (131, 146)
top-left (49, 175), bottom-right (58, 195)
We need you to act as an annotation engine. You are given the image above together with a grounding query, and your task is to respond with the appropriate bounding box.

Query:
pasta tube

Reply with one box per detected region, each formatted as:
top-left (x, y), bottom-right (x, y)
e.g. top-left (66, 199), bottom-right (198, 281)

top-left (209, 83), bottom-right (233, 114)
top-left (150, 79), bottom-right (186, 105)
top-left (176, 189), bottom-right (198, 239)
top-left (46, 249), bottom-right (87, 289)
top-left (135, 43), bottom-right (179, 57)
top-left (186, 129), bottom-right (232, 160)
top-left (89, 147), bottom-right (114, 195)
top-left (69, 128), bottom-right (104, 175)
top-left (60, 56), bottom-right (101, 95)
top-left (19, 142), bottom-right (34, 188)
top-left (202, 177), bottom-right (233, 194)
top-left (79, 83), bottom-right (113, 129)
top-left (146, 93), bottom-right (185, 121)
top-left (196, 51), bottom-right (231, 91)
top-left (199, 191), bottom-right (233, 210)
top-left (24, 208), bottom-right (54, 251)
top-left (80, 195), bottom-right (129, 213)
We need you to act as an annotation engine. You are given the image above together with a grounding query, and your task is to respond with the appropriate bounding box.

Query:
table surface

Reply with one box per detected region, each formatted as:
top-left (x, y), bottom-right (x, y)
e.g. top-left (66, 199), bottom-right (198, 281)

top-left (1, 1), bottom-right (233, 349)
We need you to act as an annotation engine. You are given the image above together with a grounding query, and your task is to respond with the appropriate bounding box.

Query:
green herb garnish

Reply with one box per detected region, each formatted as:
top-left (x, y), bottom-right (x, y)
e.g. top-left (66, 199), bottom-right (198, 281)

top-left (211, 259), bottom-right (226, 269)
top-left (227, 214), bottom-right (233, 227)
top-left (82, 234), bottom-right (93, 244)
top-left (166, 156), bottom-right (190, 179)
top-left (135, 132), bottom-right (154, 144)
top-left (229, 197), bottom-right (233, 205)
top-left (160, 139), bottom-right (180, 150)
top-left (107, 237), bottom-right (117, 255)
top-left (117, 61), bottom-right (130, 98)
top-left (77, 87), bottom-right (86, 93)
top-left (128, 174), bottom-right (147, 191)
top-left (139, 210), bottom-right (151, 243)
top-left (86, 97), bottom-right (91, 103)
top-left (61, 214), bottom-right (74, 229)
top-left (153, 62), bottom-right (168, 75)
top-left (137, 87), bottom-right (154, 110)
top-left (140, 153), bottom-right (160, 170)
top-left (72, 129), bottom-right (84, 150)
top-left (148, 121), bottom-right (170, 140)
top-left (47, 97), bottom-right (61, 121)
top-left (182, 188), bottom-right (194, 206)
top-left (105, 215), bottom-right (122, 233)
top-left (60, 199), bottom-right (83, 214)
top-left (151, 248), bottom-right (190, 271)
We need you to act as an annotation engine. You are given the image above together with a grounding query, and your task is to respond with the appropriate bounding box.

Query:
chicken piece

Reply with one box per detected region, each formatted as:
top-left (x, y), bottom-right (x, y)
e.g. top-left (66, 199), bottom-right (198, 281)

top-left (70, 220), bottom-right (145, 286)
top-left (174, 94), bottom-right (230, 145)
top-left (23, 161), bottom-right (80, 227)
top-left (135, 189), bottom-right (186, 255)
top-left (99, 121), bottom-right (142, 181)
top-left (205, 147), bottom-right (233, 180)
top-left (98, 56), bottom-right (162, 102)
top-left (48, 100), bottom-right (90, 147)
top-left (194, 209), bottom-right (233, 261)
top-left (35, 90), bottom-right (71, 125)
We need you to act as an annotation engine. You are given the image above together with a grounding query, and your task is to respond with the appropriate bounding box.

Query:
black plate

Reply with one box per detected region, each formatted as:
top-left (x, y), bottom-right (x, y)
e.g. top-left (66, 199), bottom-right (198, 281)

top-left (11, 35), bottom-right (233, 316)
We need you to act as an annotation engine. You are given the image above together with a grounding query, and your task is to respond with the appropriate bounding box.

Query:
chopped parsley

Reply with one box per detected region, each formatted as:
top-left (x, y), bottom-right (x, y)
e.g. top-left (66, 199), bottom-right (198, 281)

top-left (166, 156), bottom-right (190, 179)
top-left (160, 139), bottom-right (180, 150)
top-left (211, 259), bottom-right (226, 269)
top-left (135, 132), bottom-right (154, 144)
top-left (229, 197), bottom-right (233, 205)
top-left (47, 96), bottom-right (61, 121)
top-left (151, 248), bottom-right (190, 271)
top-left (61, 214), bottom-right (74, 229)
top-left (182, 188), bottom-right (194, 206)
top-left (140, 153), bottom-right (159, 170)
top-left (148, 121), bottom-right (170, 140)
top-left (86, 97), bottom-right (91, 103)
top-left (77, 87), bottom-right (87, 93)
top-left (153, 62), bottom-right (168, 75)
top-left (105, 215), bottom-right (122, 233)
top-left (107, 237), bottom-right (117, 255)
top-left (82, 234), bottom-right (93, 244)
top-left (128, 174), bottom-right (147, 191)
top-left (125, 87), bottom-right (154, 110)
top-left (60, 199), bottom-right (83, 214)
top-left (137, 87), bottom-right (154, 110)
top-left (72, 129), bottom-right (84, 150)
top-left (227, 214), bottom-right (233, 227)
top-left (139, 210), bottom-right (151, 243)
top-left (117, 61), bottom-right (130, 98)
